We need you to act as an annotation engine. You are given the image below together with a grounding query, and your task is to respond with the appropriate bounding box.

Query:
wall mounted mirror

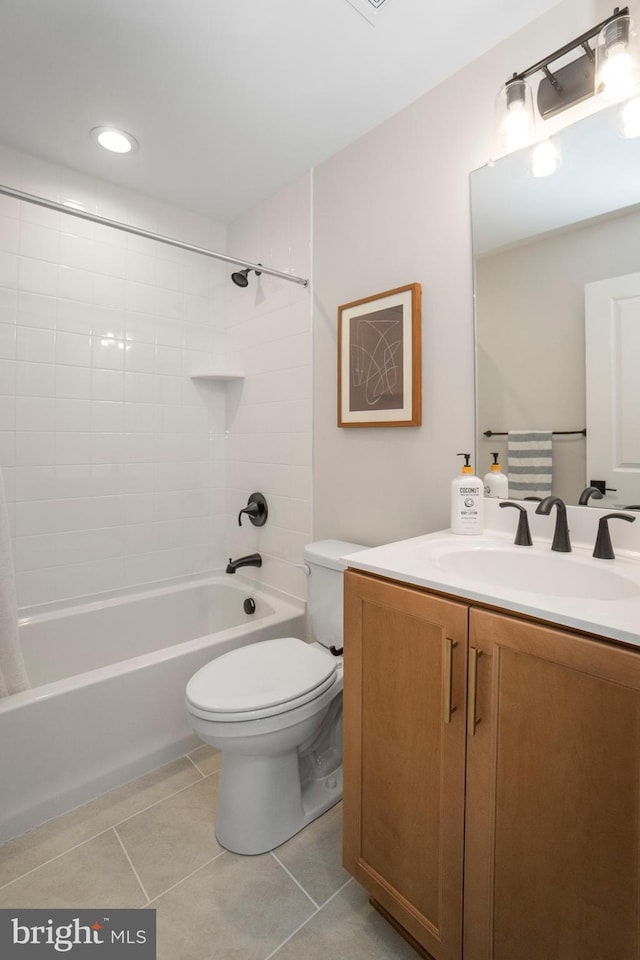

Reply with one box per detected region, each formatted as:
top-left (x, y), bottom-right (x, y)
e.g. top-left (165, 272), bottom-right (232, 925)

top-left (471, 102), bottom-right (640, 507)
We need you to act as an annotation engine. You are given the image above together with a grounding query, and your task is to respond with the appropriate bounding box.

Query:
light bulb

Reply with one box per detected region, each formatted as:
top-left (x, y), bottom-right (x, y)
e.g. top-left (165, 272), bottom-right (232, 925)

top-left (90, 126), bottom-right (138, 154)
top-left (531, 139), bottom-right (560, 178)
top-left (504, 101), bottom-right (535, 151)
top-left (595, 15), bottom-right (640, 103)
top-left (619, 96), bottom-right (640, 137)
top-left (597, 43), bottom-right (636, 101)
top-left (495, 79), bottom-right (535, 155)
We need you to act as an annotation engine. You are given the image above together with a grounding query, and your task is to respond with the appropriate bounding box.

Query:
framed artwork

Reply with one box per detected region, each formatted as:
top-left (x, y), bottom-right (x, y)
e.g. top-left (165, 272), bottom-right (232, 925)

top-left (338, 282), bottom-right (422, 427)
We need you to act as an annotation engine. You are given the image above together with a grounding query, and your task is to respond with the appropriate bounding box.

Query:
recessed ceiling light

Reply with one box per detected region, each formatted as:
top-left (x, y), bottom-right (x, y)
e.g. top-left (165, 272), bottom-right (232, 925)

top-left (90, 126), bottom-right (138, 154)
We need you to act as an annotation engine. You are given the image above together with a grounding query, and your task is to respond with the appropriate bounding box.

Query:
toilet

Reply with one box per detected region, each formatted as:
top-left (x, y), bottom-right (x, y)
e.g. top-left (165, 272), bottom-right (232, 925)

top-left (185, 539), bottom-right (365, 855)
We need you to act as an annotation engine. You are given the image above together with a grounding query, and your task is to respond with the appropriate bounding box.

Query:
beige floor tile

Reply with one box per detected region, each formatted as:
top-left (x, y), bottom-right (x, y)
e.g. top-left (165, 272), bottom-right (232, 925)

top-left (152, 850), bottom-right (316, 960)
top-left (187, 743), bottom-right (221, 776)
top-left (0, 830), bottom-right (145, 909)
top-left (272, 803), bottom-right (350, 906)
top-left (270, 879), bottom-right (418, 960)
top-left (116, 775), bottom-right (223, 900)
top-left (0, 757), bottom-right (202, 889)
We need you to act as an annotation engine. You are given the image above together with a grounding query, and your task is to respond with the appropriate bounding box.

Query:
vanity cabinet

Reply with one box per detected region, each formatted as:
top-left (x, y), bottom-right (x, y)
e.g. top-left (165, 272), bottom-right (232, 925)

top-left (343, 569), bottom-right (640, 960)
top-left (343, 570), bottom-right (469, 960)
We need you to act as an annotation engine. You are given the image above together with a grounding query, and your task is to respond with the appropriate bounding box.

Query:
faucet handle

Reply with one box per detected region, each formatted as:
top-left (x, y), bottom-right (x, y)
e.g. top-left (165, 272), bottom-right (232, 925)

top-left (592, 512), bottom-right (636, 560)
top-left (238, 492), bottom-right (268, 527)
top-left (499, 501), bottom-right (533, 546)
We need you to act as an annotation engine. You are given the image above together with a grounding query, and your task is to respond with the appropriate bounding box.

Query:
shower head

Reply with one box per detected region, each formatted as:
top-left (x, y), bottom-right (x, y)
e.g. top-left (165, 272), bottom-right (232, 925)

top-left (230, 265), bottom-right (262, 288)
top-left (231, 268), bottom-right (249, 287)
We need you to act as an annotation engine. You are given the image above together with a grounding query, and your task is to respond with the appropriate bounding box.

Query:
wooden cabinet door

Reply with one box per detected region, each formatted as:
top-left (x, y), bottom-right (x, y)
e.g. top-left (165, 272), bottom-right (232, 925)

top-left (465, 608), bottom-right (640, 960)
top-left (343, 570), bottom-right (468, 960)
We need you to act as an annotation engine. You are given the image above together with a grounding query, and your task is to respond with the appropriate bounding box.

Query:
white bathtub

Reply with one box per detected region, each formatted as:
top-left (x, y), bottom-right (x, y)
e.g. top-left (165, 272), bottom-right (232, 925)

top-left (0, 576), bottom-right (306, 843)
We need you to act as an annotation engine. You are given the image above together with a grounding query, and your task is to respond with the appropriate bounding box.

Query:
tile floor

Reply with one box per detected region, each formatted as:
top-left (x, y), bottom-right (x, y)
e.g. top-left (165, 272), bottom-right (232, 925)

top-left (0, 745), bottom-right (418, 959)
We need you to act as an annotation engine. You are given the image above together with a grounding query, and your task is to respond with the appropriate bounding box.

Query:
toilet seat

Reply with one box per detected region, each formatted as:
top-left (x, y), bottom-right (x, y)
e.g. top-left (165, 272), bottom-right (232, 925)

top-left (186, 636), bottom-right (338, 722)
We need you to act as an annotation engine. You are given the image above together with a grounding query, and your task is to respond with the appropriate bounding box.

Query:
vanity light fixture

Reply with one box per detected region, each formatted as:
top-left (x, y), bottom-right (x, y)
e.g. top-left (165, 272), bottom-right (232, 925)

top-left (496, 6), bottom-right (639, 155)
top-left (90, 126), bottom-right (139, 154)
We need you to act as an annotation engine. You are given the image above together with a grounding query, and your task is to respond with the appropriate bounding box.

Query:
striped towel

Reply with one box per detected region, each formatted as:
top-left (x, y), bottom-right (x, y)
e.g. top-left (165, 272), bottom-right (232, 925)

top-left (507, 430), bottom-right (553, 499)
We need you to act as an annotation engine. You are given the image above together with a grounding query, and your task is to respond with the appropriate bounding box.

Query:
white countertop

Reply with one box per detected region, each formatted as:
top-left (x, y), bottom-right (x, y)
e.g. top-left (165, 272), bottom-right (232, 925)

top-left (342, 501), bottom-right (640, 648)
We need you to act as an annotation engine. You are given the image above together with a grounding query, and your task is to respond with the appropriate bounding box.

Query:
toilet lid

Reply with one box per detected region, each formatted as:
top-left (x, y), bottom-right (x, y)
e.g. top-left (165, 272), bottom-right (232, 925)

top-left (186, 636), bottom-right (337, 716)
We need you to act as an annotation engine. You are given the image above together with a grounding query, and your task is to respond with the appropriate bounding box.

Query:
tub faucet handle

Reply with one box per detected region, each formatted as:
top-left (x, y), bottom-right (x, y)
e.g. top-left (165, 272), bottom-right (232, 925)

top-left (238, 492), bottom-right (268, 527)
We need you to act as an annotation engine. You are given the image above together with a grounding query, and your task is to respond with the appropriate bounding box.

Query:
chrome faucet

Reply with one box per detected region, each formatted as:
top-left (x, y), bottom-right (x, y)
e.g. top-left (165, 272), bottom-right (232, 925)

top-left (225, 553), bottom-right (262, 574)
top-left (535, 496), bottom-right (571, 552)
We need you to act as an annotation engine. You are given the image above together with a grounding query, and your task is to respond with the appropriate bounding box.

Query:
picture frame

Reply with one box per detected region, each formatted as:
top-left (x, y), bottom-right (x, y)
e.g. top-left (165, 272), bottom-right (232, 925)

top-left (338, 282), bottom-right (422, 427)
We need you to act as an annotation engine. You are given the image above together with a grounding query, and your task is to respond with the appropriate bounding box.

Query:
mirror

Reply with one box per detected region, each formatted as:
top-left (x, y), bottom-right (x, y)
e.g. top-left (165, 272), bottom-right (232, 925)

top-left (471, 102), bottom-right (640, 506)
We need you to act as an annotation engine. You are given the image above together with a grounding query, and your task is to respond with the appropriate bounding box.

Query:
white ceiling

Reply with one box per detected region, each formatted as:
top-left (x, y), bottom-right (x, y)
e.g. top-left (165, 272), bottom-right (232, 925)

top-left (0, 0), bottom-right (561, 223)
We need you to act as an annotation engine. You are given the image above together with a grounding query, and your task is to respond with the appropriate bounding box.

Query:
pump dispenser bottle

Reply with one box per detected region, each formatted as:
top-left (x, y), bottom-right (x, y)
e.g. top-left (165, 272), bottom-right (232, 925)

top-left (451, 453), bottom-right (484, 535)
top-left (483, 452), bottom-right (509, 499)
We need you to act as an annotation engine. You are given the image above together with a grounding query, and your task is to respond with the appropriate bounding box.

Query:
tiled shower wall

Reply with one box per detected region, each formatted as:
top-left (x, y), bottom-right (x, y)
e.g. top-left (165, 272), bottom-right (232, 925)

top-left (225, 173), bottom-right (313, 601)
top-left (0, 145), bottom-right (229, 607)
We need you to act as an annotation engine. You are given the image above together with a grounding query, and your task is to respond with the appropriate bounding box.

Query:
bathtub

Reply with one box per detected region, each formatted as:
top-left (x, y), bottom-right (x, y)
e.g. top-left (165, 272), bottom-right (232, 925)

top-left (0, 576), bottom-right (306, 843)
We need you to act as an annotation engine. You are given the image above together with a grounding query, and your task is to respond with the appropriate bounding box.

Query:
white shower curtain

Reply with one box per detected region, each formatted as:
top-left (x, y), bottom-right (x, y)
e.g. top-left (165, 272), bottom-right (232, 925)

top-left (0, 467), bottom-right (29, 697)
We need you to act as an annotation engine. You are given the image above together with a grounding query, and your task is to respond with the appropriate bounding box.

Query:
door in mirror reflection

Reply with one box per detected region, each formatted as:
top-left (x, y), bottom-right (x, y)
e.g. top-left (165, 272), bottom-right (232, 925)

top-left (585, 271), bottom-right (640, 507)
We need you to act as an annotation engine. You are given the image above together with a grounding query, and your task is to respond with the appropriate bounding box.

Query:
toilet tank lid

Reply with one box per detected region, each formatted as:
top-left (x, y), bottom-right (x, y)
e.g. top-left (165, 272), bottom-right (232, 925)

top-left (303, 539), bottom-right (368, 572)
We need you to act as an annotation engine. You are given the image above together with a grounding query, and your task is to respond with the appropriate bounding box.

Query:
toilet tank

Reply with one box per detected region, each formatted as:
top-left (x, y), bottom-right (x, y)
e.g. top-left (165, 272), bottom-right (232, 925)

top-left (303, 540), bottom-right (367, 649)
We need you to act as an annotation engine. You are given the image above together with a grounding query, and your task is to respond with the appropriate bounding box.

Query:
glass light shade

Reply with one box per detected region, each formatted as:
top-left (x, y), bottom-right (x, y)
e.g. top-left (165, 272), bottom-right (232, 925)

top-left (595, 14), bottom-right (640, 103)
top-left (495, 78), bottom-right (536, 155)
top-left (530, 138), bottom-right (561, 178)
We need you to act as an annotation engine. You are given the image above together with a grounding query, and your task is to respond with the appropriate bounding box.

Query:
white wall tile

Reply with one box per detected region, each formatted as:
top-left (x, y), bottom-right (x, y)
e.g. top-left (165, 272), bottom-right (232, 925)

top-left (2, 145), bottom-right (228, 605)
top-left (16, 432), bottom-right (55, 466)
top-left (55, 398), bottom-right (92, 431)
top-left (125, 340), bottom-right (155, 373)
top-left (0, 323), bottom-right (16, 359)
top-left (0, 251), bottom-right (19, 287)
top-left (0, 216), bottom-right (20, 254)
top-left (0, 396), bottom-right (15, 430)
top-left (59, 232), bottom-right (94, 271)
top-left (91, 400), bottom-right (123, 432)
top-left (20, 222), bottom-right (59, 263)
top-left (18, 257), bottom-right (57, 296)
top-left (17, 361), bottom-right (55, 397)
top-left (58, 265), bottom-right (93, 302)
top-left (55, 364), bottom-right (90, 399)
top-left (92, 368), bottom-right (124, 402)
top-left (94, 275), bottom-right (126, 309)
top-left (16, 326), bottom-right (56, 364)
top-left (16, 396), bottom-right (55, 432)
top-left (55, 330), bottom-right (92, 366)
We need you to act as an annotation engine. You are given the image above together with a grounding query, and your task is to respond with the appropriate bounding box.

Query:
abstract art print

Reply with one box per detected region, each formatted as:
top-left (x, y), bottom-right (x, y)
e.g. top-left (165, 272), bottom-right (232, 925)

top-left (338, 283), bottom-right (421, 427)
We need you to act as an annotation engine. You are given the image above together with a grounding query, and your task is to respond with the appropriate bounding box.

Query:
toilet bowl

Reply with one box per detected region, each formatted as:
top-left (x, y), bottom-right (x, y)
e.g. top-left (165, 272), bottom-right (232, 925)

top-left (185, 539), bottom-right (365, 855)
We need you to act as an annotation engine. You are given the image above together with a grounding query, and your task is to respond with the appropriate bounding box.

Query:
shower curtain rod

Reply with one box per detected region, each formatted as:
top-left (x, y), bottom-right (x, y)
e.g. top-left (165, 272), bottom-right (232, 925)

top-left (0, 184), bottom-right (309, 287)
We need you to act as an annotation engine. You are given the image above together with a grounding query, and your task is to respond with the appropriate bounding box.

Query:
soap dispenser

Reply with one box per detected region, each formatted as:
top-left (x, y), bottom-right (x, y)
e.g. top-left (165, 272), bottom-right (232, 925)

top-left (451, 453), bottom-right (484, 535)
top-left (483, 452), bottom-right (509, 499)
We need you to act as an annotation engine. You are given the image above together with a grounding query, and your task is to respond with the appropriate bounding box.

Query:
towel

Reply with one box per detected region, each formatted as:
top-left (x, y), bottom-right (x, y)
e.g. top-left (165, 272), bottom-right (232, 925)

top-left (507, 430), bottom-right (553, 499)
top-left (0, 467), bottom-right (29, 697)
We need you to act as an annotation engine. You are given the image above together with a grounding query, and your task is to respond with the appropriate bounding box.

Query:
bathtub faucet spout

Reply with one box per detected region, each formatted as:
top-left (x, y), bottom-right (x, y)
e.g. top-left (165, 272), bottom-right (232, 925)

top-left (225, 553), bottom-right (262, 574)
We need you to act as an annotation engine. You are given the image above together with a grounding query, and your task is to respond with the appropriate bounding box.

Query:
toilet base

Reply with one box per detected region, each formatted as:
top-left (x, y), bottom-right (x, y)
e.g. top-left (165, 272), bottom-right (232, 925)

top-left (214, 749), bottom-right (343, 855)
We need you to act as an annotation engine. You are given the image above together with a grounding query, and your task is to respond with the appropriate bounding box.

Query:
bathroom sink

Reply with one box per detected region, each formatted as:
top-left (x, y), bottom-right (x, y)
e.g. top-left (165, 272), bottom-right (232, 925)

top-left (425, 540), bottom-right (640, 601)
